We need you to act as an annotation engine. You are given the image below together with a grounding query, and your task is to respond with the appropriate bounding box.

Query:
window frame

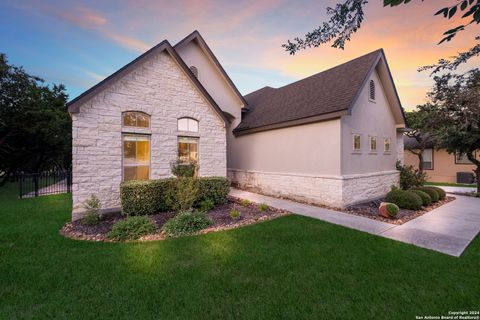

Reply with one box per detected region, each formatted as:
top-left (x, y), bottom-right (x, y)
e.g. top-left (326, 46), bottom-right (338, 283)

top-left (455, 151), bottom-right (476, 165)
top-left (369, 136), bottom-right (377, 153)
top-left (422, 148), bottom-right (434, 170)
top-left (383, 137), bottom-right (391, 153)
top-left (177, 117), bottom-right (199, 133)
top-left (352, 134), bottom-right (361, 152)
top-left (369, 80), bottom-right (376, 102)
top-left (178, 136), bottom-right (199, 164)
top-left (122, 111), bottom-right (151, 129)
top-left (121, 133), bottom-right (151, 181)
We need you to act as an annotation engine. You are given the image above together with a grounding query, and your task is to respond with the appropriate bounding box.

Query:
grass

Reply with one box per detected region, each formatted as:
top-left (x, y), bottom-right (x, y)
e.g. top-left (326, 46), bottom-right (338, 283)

top-left (0, 183), bottom-right (479, 319)
top-left (425, 181), bottom-right (476, 188)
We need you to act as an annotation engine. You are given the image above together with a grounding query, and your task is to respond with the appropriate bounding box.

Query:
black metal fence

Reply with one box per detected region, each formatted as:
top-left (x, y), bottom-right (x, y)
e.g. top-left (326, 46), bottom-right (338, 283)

top-left (19, 171), bottom-right (72, 198)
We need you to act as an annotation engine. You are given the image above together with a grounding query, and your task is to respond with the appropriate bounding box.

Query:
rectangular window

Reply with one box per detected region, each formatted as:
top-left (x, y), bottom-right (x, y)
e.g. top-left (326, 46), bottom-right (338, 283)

top-left (370, 136), bottom-right (377, 152)
top-left (123, 135), bottom-right (150, 181)
top-left (384, 138), bottom-right (391, 152)
top-left (455, 152), bottom-right (475, 164)
top-left (178, 137), bottom-right (198, 163)
top-left (422, 148), bottom-right (433, 170)
top-left (353, 134), bottom-right (361, 151)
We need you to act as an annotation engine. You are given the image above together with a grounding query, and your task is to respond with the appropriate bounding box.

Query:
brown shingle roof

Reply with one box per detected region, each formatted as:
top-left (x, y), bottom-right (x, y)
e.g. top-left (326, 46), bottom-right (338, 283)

top-left (234, 49), bottom-right (383, 134)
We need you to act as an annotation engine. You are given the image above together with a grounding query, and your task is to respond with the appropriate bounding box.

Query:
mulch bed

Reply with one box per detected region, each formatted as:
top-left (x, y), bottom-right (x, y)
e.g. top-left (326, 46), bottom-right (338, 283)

top-left (60, 196), bottom-right (290, 242)
top-left (343, 196), bottom-right (456, 225)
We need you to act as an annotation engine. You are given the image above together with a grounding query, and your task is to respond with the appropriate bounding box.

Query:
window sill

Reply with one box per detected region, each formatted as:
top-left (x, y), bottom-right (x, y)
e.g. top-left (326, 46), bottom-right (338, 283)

top-left (351, 151), bottom-right (362, 154)
top-left (369, 151), bottom-right (378, 155)
top-left (177, 131), bottom-right (200, 137)
top-left (383, 152), bottom-right (391, 155)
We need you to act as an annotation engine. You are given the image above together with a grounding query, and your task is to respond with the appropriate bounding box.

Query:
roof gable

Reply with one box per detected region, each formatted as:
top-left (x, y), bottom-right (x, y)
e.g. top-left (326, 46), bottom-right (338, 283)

top-left (174, 30), bottom-right (248, 107)
top-left (67, 39), bottom-right (228, 125)
top-left (234, 49), bottom-right (406, 135)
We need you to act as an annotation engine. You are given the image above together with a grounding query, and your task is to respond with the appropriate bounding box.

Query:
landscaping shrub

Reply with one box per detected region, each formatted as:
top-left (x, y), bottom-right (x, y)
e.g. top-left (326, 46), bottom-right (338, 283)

top-left (396, 160), bottom-right (427, 190)
top-left (385, 189), bottom-right (423, 210)
top-left (82, 194), bottom-right (101, 225)
top-left (429, 186), bottom-right (446, 200)
top-left (414, 187), bottom-right (439, 203)
top-left (162, 211), bottom-right (211, 237)
top-left (107, 216), bottom-right (156, 241)
top-left (121, 177), bottom-right (230, 216)
top-left (170, 160), bottom-right (197, 178)
top-left (165, 177), bottom-right (199, 211)
top-left (229, 209), bottom-right (240, 220)
top-left (385, 203), bottom-right (400, 217)
top-left (411, 190), bottom-right (432, 206)
top-left (198, 198), bottom-right (215, 212)
top-left (258, 203), bottom-right (269, 212)
top-left (240, 199), bottom-right (250, 207)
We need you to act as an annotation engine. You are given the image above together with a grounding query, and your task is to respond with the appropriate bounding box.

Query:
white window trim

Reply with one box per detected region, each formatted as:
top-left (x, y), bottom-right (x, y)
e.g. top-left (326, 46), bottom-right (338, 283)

top-left (369, 135), bottom-right (378, 153)
top-left (383, 137), bottom-right (391, 153)
top-left (352, 134), bottom-right (362, 153)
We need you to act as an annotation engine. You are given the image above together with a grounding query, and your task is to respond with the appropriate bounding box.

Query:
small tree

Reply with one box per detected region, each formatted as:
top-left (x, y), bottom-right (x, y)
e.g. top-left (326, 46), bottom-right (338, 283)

top-left (427, 69), bottom-right (480, 192)
top-left (82, 194), bottom-right (102, 225)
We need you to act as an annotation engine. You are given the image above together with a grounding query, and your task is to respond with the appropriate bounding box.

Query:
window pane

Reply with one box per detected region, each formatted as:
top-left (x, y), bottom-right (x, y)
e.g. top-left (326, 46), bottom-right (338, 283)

top-left (188, 119), bottom-right (199, 132)
top-left (123, 135), bottom-right (150, 181)
top-left (124, 166), bottom-right (136, 181)
top-left (123, 112), bottom-right (136, 127)
top-left (178, 118), bottom-right (189, 131)
top-left (370, 137), bottom-right (377, 151)
top-left (189, 142), bottom-right (198, 161)
top-left (136, 166), bottom-right (149, 180)
top-left (136, 140), bottom-right (150, 164)
top-left (384, 138), bottom-right (390, 152)
top-left (353, 135), bottom-right (361, 150)
top-left (123, 140), bottom-right (136, 165)
top-left (422, 149), bottom-right (432, 162)
top-left (178, 142), bottom-right (190, 163)
top-left (136, 113), bottom-right (149, 128)
top-left (423, 162), bottom-right (433, 170)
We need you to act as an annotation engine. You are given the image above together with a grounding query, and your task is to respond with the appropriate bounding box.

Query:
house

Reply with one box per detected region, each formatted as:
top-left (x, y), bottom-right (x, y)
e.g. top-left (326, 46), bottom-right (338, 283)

top-left (404, 136), bottom-right (479, 183)
top-left (68, 30), bottom-right (406, 220)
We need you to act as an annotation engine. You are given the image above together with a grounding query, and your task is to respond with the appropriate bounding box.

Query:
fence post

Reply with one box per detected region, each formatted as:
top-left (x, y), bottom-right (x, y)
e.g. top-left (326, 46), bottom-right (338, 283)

top-left (67, 171), bottom-right (72, 193)
top-left (34, 174), bottom-right (39, 197)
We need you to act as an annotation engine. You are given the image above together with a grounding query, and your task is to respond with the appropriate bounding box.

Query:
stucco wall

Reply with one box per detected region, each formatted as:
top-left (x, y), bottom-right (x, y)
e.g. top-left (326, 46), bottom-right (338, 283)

top-left (228, 119), bottom-right (342, 175)
top-left (404, 149), bottom-right (478, 183)
top-left (71, 51), bottom-right (226, 219)
top-left (341, 70), bottom-right (399, 175)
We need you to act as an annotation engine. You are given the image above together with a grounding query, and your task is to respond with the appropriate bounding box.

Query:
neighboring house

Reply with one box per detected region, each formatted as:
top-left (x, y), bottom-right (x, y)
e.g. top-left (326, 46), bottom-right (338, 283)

top-left (68, 30), bottom-right (406, 220)
top-left (404, 137), bottom-right (479, 183)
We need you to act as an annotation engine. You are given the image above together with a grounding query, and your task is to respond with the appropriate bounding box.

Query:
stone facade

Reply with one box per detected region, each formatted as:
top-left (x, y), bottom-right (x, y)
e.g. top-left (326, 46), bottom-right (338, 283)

top-left (228, 169), bottom-right (399, 208)
top-left (71, 51), bottom-right (226, 220)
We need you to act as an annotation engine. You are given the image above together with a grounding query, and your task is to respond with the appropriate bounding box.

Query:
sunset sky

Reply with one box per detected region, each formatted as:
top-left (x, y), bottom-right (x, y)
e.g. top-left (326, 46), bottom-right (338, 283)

top-left (1, 0), bottom-right (478, 110)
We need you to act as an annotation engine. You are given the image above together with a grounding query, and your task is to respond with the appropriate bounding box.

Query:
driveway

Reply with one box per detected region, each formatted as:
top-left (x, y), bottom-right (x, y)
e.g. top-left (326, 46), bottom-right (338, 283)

top-left (230, 189), bottom-right (480, 257)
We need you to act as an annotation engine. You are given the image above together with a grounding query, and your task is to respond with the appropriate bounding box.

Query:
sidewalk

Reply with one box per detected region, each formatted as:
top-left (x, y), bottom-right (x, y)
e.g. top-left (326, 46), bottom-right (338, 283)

top-left (229, 189), bottom-right (480, 257)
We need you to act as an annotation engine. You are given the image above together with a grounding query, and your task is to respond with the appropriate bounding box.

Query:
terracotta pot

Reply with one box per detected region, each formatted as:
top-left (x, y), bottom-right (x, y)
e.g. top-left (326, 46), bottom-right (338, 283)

top-left (378, 202), bottom-right (392, 218)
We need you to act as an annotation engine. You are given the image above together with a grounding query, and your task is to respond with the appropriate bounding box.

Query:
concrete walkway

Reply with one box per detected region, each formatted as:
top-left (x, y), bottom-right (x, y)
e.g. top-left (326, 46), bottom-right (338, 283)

top-left (230, 189), bottom-right (480, 257)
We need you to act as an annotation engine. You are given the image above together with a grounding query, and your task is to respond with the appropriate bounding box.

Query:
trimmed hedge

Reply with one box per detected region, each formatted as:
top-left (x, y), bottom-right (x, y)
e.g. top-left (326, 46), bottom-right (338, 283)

top-left (428, 186), bottom-right (446, 200)
top-left (121, 177), bottom-right (230, 216)
top-left (414, 187), bottom-right (439, 203)
top-left (385, 190), bottom-right (423, 210)
top-left (411, 190), bottom-right (432, 206)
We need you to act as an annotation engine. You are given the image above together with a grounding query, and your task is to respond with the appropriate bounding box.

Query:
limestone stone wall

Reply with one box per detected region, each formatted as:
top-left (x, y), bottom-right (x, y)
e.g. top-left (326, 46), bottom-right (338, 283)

top-left (71, 51), bottom-right (226, 220)
top-left (228, 169), bottom-right (399, 208)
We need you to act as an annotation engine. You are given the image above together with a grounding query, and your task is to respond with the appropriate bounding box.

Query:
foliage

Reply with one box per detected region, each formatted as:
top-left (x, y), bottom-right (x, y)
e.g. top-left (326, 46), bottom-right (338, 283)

top-left (282, 1), bottom-right (480, 72)
top-left (258, 203), bottom-right (269, 212)
top-left (385, 189), bottom-right (423, 210)
top-left (0, 53), bottom-right (70, 184)
top-left (425, 69), bottom-right (480, 192)
top-left (229, 209), bottom-right (241, 220)
top-left (170, 160), bottom-right (197, 178)
top-left (107, 216), bottom-right (156, 241)
top-left (240, 199), bottom-right (250, 207)
top-left (198, 198), bottom-right (215, 213)
top-left (385, 203), bottom-right (399, 217)
top-left (428, 186), bottom-right (446, 200)
top-left (414, 187), bottom-right (440, 203)
top-left (396, 161), bottom-right (427, 190)
top-left (410, 190), bottom-right (432, 207)
top-left (82, 194), bottom-right (101, 225)
top-left (120, 177), bottom-right (230, 216)
top-left (165, 177), bottom-right (199, 211)
top-left (162, 211), bottom-right (211, 237)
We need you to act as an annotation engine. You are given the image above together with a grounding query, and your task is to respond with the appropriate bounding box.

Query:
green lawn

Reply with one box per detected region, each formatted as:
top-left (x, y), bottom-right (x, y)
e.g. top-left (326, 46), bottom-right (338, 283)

top-left (425, 181), bottom-right (476, 188)
top-left (1, 184), bottom-right (479, 319)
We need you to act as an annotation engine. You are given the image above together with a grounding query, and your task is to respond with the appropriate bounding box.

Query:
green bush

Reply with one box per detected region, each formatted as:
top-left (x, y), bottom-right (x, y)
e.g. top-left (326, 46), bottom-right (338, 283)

top-left (198, 198), bottom-right (215, 212)
top-left (240, 199), bottom-right (250, 207)
top-left (107, 216), bottom-right (156, 241)
top-left (162, 211), bottom-right (211, 237)
top-left (121, 177), bottom-right (230, 216)
top-left (165, 177), bottom-right (199, 211)
top-left (82, 194), bottom-right (101, 225)
top-left (170, 160), bottom-right (197, 178)
top-left (385, 203), bottom-right (400, 217)
top-left (396, 161), bottom-right (427, 190)
top-left (258, 203), bottom-right (269, 212)
top-left (385, 189), bottom-right (423, 210)
top-left (414, 187), bottom-right (439, 203)
top-left (428, 186), bottom-right (446, 200)
top-left (410, 190), bottom-right (432, 206)
top-left (229, 209), bottom-right (240, 220)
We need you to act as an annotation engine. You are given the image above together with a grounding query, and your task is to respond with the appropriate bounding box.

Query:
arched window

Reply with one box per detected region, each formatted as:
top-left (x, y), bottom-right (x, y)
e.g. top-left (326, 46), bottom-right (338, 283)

top-left (178, 117), bottom-right (199, 132)
top-left (369, 80), bottom-right (375, 101)
top-left (122, 111), bottom-right (150, 128)
top-left (189, 66), bottom-right (198, 78)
